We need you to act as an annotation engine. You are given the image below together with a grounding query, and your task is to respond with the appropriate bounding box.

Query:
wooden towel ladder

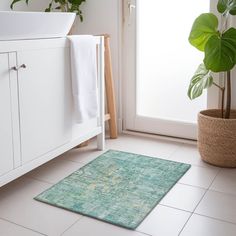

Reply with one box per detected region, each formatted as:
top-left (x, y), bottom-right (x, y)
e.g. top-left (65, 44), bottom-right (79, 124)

top-left (103, 34), bottom-right (118, 139)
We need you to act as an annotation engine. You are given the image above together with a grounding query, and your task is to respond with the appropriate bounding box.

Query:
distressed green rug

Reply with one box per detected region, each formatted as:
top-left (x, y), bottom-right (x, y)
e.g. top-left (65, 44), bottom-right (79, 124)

top-left (35, 150), bottom-right (190, 229)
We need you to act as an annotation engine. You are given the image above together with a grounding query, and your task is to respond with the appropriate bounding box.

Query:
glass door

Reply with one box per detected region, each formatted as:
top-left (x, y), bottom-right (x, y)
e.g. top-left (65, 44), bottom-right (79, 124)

top-left (123, 0), bottom-right (218, 139)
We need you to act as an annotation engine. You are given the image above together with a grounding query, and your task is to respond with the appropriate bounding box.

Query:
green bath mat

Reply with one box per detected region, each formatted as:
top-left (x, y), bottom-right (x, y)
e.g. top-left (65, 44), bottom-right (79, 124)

top-left (35, 150), bottom-right (190, 229)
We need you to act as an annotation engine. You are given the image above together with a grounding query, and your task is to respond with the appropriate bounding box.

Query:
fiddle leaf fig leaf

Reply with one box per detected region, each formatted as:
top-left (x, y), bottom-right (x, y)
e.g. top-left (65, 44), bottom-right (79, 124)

top-left (188, 64), bottom-right (213, 100)
top-left (222, 27), bottom-right (236, 59)
top-left (10, 0), bottom-right (86, 21)
top-left (217, 0), bottom-right (236, 15)
top-left (10, 0), bottom-right (27, 9)
top-left (45, 2), bottom-right (53, 12)
top-left (204, 27), bottom-right (236, 72)
top-left (189, 13), bottom-right (219, 51)
top-left (217, 0), bottom-right (228, 13)
top-left (230, 3), bottom-right (236, 15)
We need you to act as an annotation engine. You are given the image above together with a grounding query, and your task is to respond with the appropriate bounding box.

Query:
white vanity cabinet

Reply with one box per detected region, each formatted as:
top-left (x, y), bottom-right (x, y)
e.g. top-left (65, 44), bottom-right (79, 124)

top-left (0, 37), bottom-right (105, 187)
top-left (17, 47), bottom-right (72, 164)
top-left (0, 53), bottom-right (14, 176)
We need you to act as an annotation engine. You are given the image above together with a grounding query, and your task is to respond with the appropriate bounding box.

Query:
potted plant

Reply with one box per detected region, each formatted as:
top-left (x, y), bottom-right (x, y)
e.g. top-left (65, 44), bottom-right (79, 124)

top-left (188, 0), bottom-right (236, 167)
top-left (10, 0), bottom-right (86, 21)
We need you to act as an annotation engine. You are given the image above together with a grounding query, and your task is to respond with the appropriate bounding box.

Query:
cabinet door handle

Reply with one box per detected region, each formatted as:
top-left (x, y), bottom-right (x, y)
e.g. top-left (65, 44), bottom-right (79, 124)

top-left (11, 64), bottom-right (27, 71)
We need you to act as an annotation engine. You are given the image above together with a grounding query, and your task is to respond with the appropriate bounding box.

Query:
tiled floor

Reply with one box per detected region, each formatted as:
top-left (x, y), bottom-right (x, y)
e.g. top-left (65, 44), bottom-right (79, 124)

top-left (0, 134), bottom-right (236, 236)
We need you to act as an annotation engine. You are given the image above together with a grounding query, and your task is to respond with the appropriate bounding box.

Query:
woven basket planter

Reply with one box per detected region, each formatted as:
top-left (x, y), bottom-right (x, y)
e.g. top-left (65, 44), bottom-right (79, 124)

top-left (198, 109), bottom-right (236, 167)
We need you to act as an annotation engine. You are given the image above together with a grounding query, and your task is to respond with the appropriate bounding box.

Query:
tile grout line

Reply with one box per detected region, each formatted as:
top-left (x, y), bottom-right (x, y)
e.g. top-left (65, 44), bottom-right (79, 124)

top-left (186, 163), bottom-right (220, 169)
top-left (177, 192), bottom-right (206, 235)
top-left (165, 143), bottom-right (186, 159)
top-left (24, 158), bottom-right (91, 185)
top-left (207, 188), bottom-right (236, 198)
top-left (60, 215), bottom-right (154, 236)
top-left (0, 216), bottom-right (48, 236)
top-left (177, 182), bottom-right (207, 190)
top-left (177, 167), bottom-right (221, 235)
top-left (62, 159), bottom-right (89, 164)
top-left (158, 204), bottom-right (192, 214)
top-left (60, 216), bottom-right (85, 236)
top-left (207, 168), bottom-right (222, 190)
top-left (12, 175), bottom-right (86, 236)
top-left (47, 154), bottom-right (95, 165)
top-left (190, 168), bottom-right (236, 225)
top-left (55, 157), bottom-right (89, 165)
top-left (164, 142), bottom-right (222, 170)
top-left (177, 212), bottom-right (193, 236)
top-left (135, 229), bottom-right (154, 236)
top-left (177, 161), bottom-right (221, 169)
top-left (60, 156), bottom-right (97, 165)
top-left (165, 151), bottom-right (221, 170)
top-left (24, 176), bottom-right (54, 185)
top-left (136, 204), bottom-right (193, 236)
top-left (194, 212), bottom-right (236, 226)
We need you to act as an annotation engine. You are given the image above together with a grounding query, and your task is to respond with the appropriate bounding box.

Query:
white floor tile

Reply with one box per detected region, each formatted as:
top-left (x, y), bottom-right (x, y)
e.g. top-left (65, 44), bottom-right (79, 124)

top-left (0, 177), bottom-right (81, 236)
top-left (180, 214), bottom-right (236, 236)
top-left (0, 219), bottom-right (43, 236)
top-left (169, 144), bottom-right (212, 167)
top-left (178, 165), bottom-right (219, 189)
top-left (1, 134), bottom-right (236, 235)
top-left (195, 190), bottom-right (236, 224)
top-left (61, 134), bottom-right (181, 164)
top-left (26, 158), bottom-right (84, 184)
top-left (210, 169), bottom-right (236, 196)
top-left (62, 217), bottom-right (147, 236)
top-left (61, 145), bottom-right (105, 164)
top-left (160, 183), bottom-right (206, 212)
top-left (105, 134), bottom-right (182, 158)
top-left (137, 205), bottom-right (191, 236)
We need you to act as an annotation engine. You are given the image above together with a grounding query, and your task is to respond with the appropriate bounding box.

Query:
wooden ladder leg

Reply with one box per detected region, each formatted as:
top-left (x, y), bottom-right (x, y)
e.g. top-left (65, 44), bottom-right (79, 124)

top-left (104, 35), bottom-right (118, 139)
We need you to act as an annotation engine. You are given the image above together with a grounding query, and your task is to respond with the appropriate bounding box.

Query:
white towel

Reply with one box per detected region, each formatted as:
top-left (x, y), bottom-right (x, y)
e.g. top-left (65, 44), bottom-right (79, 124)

top-left (68, 35), bottom-right (98, 123)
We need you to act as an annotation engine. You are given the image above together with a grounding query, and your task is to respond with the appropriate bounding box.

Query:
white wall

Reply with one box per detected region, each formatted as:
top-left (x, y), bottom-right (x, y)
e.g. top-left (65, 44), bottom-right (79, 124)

top-left (0, 0), bottom-right (50, 11)
top-left (0, 1), bottom-right (15, 10)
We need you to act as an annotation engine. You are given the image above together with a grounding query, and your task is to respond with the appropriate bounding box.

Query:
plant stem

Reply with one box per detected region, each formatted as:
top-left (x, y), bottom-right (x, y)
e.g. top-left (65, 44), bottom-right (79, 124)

top-left (213, 82), bottom-right (224, 90)
top-left (224, 71), bottom-right (231, 119)
top-left (212, 81), bottom-right (225, 118)
top-left (221, 87), bottom-right (225, 118)
top-left (219, 11), bottom-right (230, 119)
top-left (66, 1), bottom-right (70, 12)
top-left (60, 4), bottom-right (66, 12)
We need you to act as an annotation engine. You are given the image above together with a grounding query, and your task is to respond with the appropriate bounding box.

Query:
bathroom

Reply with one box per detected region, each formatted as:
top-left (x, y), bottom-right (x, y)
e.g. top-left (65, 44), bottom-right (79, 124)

top-left (0, 0), bottom-right (236, 235)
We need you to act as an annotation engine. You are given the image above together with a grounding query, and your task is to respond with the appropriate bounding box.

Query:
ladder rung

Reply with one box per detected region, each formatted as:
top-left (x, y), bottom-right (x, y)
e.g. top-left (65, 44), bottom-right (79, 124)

top-left (105, 113), bottom-right (111, 121)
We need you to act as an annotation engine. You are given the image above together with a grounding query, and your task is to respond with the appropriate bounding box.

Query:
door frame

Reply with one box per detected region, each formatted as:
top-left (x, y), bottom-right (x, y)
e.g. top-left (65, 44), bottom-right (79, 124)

top-left (122, 0), bottom-right (221, 140)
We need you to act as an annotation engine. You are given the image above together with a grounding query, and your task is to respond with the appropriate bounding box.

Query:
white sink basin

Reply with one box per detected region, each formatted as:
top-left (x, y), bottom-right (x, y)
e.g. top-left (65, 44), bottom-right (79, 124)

top-left (0, 11), bottom-right (76, 41)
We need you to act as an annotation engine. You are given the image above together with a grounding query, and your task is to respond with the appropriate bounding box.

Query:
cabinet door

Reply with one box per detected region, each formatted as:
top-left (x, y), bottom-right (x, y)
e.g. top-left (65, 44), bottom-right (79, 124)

top-left (0, 53), bottom-right (14, 175)
top-left (17, 47), bottom-right (72, 164)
